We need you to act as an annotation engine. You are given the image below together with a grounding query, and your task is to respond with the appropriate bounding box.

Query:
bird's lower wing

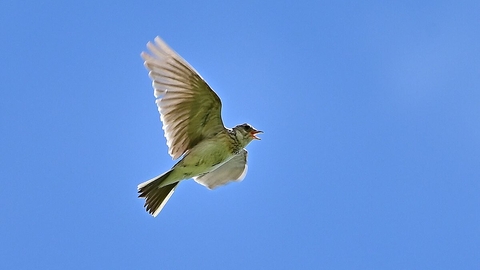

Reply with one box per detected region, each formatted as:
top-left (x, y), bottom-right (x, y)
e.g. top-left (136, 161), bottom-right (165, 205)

top-left (194, 149), bottom-right (248, 189)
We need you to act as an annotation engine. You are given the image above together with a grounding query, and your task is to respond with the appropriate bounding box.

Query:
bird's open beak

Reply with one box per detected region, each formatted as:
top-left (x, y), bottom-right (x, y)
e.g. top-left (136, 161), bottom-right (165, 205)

top-left (251, 130), bottom-right (263, 140)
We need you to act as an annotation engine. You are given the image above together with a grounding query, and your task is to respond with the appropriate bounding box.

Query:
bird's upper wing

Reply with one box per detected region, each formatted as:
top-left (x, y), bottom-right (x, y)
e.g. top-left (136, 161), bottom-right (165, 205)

top-left (193, 149), bottom-right (248, 189)
top-left (141, 37), bottom-right (225, 159)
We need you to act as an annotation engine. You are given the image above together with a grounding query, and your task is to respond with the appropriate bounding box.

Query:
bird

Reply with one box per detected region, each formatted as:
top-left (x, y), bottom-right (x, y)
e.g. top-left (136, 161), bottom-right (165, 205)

top-left (138, 37), bottom-right (262, 217)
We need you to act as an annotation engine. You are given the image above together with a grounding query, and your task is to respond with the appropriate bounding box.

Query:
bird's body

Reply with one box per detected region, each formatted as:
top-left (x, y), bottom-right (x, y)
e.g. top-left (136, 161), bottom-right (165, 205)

top-left (138, 37), bottom-right (261, 217)
top-left (147, 131), bottom-right (239, 188)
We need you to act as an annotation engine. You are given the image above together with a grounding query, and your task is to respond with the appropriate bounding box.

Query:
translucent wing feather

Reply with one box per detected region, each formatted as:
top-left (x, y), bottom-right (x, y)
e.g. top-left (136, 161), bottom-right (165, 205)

top-left (141, 37), bottom-right (225, 159)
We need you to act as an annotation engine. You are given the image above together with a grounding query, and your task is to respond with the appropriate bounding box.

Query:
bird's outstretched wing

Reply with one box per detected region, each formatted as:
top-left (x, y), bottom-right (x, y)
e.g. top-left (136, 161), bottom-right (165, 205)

top-left (194, 149), bottom-right (248, 189)
top-left (141, 37), bottom-right (225, 159)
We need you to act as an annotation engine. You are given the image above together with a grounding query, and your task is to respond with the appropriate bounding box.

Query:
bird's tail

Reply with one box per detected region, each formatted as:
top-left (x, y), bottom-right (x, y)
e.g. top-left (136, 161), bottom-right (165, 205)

top-left (138, 170), bottom-right (178, 217)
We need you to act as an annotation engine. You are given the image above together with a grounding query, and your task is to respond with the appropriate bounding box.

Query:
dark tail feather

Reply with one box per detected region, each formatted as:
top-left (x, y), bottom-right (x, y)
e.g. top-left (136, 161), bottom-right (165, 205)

top-left (138, 170), bottom-right (178, 217)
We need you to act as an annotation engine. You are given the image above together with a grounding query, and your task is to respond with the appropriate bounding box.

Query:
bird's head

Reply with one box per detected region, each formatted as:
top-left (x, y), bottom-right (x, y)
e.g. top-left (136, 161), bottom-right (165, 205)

top-left (233, 123), bottom-right (263, 147)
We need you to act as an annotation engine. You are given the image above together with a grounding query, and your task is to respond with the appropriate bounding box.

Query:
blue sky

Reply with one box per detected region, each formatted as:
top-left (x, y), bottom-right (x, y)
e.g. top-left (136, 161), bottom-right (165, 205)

top-left (1, 0), bottom-right (479, 269)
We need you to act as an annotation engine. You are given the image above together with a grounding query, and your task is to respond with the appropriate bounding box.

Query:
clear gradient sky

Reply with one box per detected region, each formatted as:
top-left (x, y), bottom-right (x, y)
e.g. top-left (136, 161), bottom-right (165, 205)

top-left (1, 1), bottom-right (480, 269)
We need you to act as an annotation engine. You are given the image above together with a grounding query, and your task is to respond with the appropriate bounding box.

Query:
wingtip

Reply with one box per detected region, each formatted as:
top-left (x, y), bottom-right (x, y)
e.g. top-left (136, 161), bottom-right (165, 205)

top-left (154, 36), bottom-right (163, 44)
